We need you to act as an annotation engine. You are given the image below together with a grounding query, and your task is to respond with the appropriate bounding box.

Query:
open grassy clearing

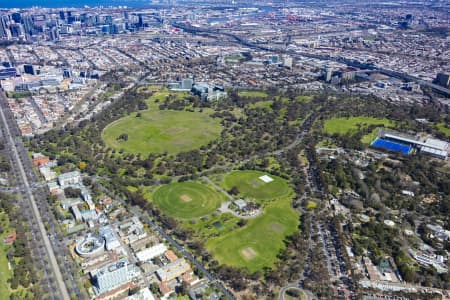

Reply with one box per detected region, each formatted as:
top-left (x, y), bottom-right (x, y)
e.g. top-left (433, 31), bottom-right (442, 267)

top-left (222, 170), bottom-right (291, 204)
top-left (361, 127), bottom-right (385, 144)
top-left (306, 201), bottom-right (318, 210)
top-left (436, 122), bottom-right (450, 137)
top-left (206, 195), bottom-right (299, 273)
top-left (204, 170), bottom-right (298, 273)
top-left (248, 100), bottom-right (273, 110)
top-left (145, 90), bottom-right (191, 107)
top-left (238, 90), bottom-right (269, 98)
top-left (102, 109), bottom-right (222, 155)
top-left (152, 181), bottom-right (225, 219)
top-left (295, 95), bottom-right (313, 103)
top-left (323, 117), bottom-right (395, 136)
top-left (0, 212), bottom-right (13, 299)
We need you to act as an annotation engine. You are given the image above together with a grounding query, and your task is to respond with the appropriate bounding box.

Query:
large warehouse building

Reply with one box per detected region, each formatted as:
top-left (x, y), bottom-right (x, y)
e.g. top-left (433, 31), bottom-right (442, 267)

top-left (372, 131), bottom-right (448, 160)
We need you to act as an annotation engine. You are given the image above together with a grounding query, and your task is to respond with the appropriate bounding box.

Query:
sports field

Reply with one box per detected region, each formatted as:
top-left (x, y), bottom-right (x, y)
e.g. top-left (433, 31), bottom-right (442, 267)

top-left (207, 188), bottom-right (298, 273)
top-left (323, 117), bottom-right (394, 136)
top-left (222, 170), bottom-right (291, 203)
top-left (152, 181), bottom-right (224, 219)
top-left (102, 110), bottom-right (222, 155)
top-left (206, 171), bottom-right (299, 273)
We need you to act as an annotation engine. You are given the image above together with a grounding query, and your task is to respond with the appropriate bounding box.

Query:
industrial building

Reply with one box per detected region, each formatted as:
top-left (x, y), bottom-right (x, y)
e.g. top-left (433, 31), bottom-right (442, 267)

top-left (372, 131), bottom-right (448, 160)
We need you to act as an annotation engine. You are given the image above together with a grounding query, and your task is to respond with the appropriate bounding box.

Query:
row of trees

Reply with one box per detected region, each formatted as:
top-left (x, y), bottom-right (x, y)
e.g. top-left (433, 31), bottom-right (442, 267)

top-left (0, 194), bottom-right (40, 299)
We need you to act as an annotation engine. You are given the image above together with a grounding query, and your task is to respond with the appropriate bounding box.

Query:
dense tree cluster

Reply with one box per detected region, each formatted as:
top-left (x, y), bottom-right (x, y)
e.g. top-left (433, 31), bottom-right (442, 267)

top-left (0, 194), bottom-right (40, 299)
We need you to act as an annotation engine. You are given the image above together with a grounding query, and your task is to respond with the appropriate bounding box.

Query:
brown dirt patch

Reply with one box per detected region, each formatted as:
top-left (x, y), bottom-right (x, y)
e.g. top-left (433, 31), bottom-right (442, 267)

top-left (270, 223), bottom-right (284, 232)
top-left (180, 194), bottom-right (192, 202)
top-left (165, 127), bottom-right (186, 135)
top-left (241, 247), bottom-right (257, 260)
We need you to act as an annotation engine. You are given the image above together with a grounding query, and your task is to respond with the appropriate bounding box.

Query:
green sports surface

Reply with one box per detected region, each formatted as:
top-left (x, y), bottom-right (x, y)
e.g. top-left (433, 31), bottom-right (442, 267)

top-left (323, 116), bottom-right (394, 136)
top-left (102, 110), bottom-right (222, 155)
top-left (152, 181), bottom-right (224, 219)
top-left (222, 170), bottom-right (292, 203)
top-left (206, 170), bottom-right (299, 273)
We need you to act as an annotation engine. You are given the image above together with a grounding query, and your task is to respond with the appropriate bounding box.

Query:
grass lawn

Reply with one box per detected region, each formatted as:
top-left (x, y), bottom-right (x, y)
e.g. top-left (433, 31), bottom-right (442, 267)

top-left (145, 89), bottom-right (191, 108)
top-left (324, 117), bottom-right (396, 143)
top-left (306, 201), bottom-right (318, 210)
top-left (222, 170), bottom-right (292, 204)
top-left (102, 110), bottom-right (222, 155)
top-left (436, 123), bottom-right (450, 137)
top-left (295, 95), bottom-right (313, 103)
top-left (152, 181), bottom-right (225, 219)
top-left (361, 128), bottom-right (383, 144)
top-left (0, 212), bottom-right (13, 299)
top-left (205, 171), bottom-right (299, 273)
top-left (238, 90), bottom-right (269, 98)
top-left (248, 100), bottom-right (273, 110)
top-left (206, 194), bottom-right (299, 273)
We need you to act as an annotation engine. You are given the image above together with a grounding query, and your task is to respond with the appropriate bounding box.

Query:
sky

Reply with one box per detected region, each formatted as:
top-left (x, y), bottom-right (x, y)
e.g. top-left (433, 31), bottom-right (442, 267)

top-left (1, 0), bottom-right (152, 9)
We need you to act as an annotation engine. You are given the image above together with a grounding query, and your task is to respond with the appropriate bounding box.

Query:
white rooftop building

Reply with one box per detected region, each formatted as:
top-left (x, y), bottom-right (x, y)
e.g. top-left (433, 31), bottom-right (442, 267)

top-left (136, 243), bottom-right (167, 262)
top-left (100, 225), bottom-right (121, 251)
top-left (58, 171), bottom-right (81, 187)
top-left (125, 288), bottom-right (156, 300)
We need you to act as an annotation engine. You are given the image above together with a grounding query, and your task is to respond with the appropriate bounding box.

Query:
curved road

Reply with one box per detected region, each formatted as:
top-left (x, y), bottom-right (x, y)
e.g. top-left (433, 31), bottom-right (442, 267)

top-left (279, 284), bottom-right (317, 300)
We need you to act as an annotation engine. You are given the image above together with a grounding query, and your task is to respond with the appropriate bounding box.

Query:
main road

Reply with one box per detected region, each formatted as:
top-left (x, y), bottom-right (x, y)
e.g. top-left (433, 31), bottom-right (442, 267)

top-left (0, 92), bottom-right (71, 300)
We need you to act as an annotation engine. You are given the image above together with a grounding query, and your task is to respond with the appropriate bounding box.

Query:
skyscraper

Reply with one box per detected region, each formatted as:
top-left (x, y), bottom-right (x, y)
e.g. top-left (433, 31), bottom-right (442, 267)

top-left (24, 64), bottom-right (35, 75)
top-left (0, 15), bottom-right (9, 39)
top-left (9, 23), bottom-right (24, 38)
top-left (11, 12), bottom-right (21, 23)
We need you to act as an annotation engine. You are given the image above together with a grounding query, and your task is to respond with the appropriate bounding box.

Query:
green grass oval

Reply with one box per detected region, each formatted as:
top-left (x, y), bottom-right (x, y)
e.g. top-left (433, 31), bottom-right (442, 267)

top-left (102, 110), bottom-right (222, 155)
top-left (152, 181), bottom-right (224, 219)
top-left (207, 170), bottom-right (298, 273)
top-left (222, 170), bottom-right (291, 203)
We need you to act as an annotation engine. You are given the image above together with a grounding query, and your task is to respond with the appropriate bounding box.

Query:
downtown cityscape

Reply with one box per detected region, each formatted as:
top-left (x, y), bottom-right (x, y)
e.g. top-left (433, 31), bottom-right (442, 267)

top-left (0, 1), bottom-right (449, 300)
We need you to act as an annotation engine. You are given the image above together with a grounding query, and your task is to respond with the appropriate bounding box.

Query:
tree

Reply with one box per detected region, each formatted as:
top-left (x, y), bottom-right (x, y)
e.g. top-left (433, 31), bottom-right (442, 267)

top-left (117, 133), bottom-right (128, 141)
top-left (150, 282), bottom-right (160, 295)
top-left (64, 187), bottom-right (81, 198)
top-left (79, 161), bottom-right (87, 170)
top-left (229, 186), bottom-right (239, 195)
top-left (176, 281), bottom-right (189, 295)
